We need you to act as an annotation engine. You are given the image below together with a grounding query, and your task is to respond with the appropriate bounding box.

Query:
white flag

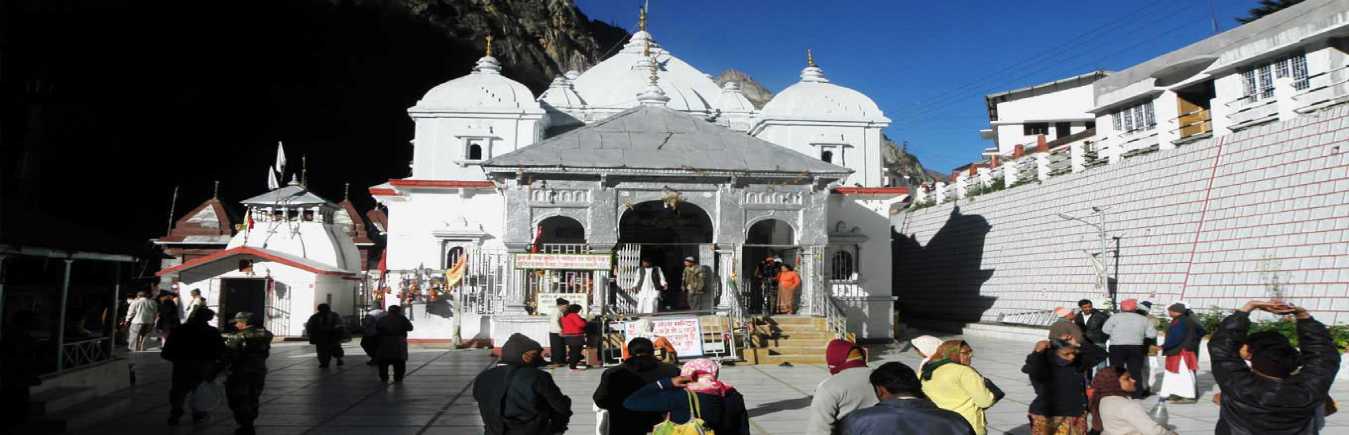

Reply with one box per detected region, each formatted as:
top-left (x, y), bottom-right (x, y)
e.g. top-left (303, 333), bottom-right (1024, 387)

top-left (267, 167), bottom-right (280, 190)
top-left (274, 141), bottom-right (287, 179)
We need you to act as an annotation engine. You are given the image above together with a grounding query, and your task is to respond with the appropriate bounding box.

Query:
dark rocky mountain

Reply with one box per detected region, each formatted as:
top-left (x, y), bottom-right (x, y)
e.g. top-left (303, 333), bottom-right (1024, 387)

top-left (715, 69), bottom-right (776, 109)
top-left (714, 70), bottom-right (938, 185)
top-left (2, 0), bottom-right (629, 245)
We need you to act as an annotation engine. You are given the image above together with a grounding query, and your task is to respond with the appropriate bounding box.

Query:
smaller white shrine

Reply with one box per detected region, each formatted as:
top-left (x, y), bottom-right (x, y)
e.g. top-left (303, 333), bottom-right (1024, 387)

top-left (157, 177), bottom-right (362, 336)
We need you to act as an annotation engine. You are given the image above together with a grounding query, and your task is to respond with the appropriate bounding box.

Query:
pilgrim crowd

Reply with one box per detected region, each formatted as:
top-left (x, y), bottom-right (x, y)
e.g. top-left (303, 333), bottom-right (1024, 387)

top-left (5, 293), bottom-right (1335, 435)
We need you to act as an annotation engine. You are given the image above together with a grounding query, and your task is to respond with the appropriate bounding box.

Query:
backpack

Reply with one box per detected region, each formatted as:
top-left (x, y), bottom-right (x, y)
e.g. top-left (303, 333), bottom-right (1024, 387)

top-left (651, 390), bottom-right (713, 435)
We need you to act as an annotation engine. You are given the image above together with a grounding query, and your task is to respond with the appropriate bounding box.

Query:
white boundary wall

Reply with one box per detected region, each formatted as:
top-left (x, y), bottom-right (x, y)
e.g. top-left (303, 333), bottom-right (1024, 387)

top-left (895, 105), bottom-right (1349, 326)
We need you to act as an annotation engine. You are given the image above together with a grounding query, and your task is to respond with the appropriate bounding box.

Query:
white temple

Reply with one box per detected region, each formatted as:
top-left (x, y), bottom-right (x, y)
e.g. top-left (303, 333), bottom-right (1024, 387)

top-left (370, 12), bottom-right (908, 347)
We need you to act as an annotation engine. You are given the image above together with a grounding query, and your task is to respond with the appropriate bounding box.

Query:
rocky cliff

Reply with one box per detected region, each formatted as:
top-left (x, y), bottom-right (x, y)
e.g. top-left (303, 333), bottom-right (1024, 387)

top-left (715, 69), bottom-right (938, 184)
top-left (392, 0), bottom-right (629, 90)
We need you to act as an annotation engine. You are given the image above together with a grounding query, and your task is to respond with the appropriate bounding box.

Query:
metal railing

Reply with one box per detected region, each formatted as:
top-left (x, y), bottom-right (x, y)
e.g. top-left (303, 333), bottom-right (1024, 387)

top-left (825, 296), bottom-right (851, 342)
top-left (60, 337), bottom-right (114, 373)
top-left (1225, 94), bottom-right (1279, 130)
top-left (1294, 65), bottom-right (1349, 113)
top-left (1170, 107), bottom-right (1213, 141)
top-left (996, 309), bottom-right (1059, 327)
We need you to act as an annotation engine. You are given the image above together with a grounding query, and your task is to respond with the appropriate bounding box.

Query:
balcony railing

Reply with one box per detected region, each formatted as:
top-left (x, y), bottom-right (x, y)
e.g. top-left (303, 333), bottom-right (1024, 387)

top-left (1225, 93), bottom-right (1280, 130)
top-left (59, 337), bottom-right (114, 374)
top-left (1170, 107), bottom-right (1213, 143)
top-left (1294, 65), bottom-right (1349, 114)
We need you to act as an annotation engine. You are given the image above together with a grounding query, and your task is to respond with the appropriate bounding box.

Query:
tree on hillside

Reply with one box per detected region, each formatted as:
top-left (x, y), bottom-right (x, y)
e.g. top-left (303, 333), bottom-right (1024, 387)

top-left (1237, 0), bottom-right (1304, 24)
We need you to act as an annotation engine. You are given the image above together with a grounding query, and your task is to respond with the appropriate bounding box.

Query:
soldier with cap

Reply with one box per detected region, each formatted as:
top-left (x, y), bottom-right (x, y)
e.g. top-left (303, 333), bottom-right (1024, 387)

top-left (222, 312), bottom-right (273, 435)
top-left (682, 257), bottom-right (708, 311)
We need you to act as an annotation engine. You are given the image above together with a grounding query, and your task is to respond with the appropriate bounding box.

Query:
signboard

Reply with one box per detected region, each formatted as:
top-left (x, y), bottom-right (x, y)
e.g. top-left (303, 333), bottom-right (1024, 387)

top-left (514, 253), bottom-right (610, 270)
top-left (620, 316), bottom-right (704, 357)
top-left (536, 292), bottom-right (590, 317)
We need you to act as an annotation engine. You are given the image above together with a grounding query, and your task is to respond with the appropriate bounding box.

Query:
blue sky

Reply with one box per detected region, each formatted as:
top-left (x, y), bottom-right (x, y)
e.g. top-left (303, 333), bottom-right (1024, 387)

top-left (576, 0), bottom-right (1256, 172)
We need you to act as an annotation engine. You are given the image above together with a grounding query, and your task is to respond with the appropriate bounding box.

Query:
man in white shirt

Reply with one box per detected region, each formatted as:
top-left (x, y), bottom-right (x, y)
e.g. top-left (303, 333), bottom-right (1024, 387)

top-left (634, 260), bottom-right (666, 314)
top-left (124, 290), bottom-right (158, 351)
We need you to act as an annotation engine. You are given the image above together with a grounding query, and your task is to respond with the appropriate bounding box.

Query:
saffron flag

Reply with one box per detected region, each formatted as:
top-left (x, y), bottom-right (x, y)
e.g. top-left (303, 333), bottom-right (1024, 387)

top-left (444, 254), bottom-right (467, 289)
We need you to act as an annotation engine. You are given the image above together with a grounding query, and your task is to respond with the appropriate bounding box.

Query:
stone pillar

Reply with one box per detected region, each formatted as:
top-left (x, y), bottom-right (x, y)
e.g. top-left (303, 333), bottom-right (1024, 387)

top-left (1003, 161), bottom-right (1019, 188)
top-left (715, 248), bottom-right (738, 312)
top-left (976, 167), bottom-right (992, 187)
top-left (1070, 142), bottom-right (1086, 173)
top-left (1275, 76), bottom-right (1298, 121)
top-left (1156, 91), bottom-right (1180, 150)
top-left (955, 176), bottom-right (968, 199)
top-left (935, 182), bottom-right (948, 203)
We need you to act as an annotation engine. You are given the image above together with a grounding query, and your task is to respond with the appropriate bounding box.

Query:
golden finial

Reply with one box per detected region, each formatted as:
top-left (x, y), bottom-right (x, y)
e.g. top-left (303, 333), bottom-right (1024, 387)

top-left (807, 48), bottom-right (816, 68)
top-left (648, 58), bottom-right (659, 85)
top-left (638, 2), bottom-right (648, 32)
top-left (485, 33), bottom-right (494, 57)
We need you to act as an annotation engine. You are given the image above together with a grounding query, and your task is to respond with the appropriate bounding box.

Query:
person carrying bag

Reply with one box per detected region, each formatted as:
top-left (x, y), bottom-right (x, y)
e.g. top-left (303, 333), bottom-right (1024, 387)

top-left (652, 390), bottom-right (713, 435)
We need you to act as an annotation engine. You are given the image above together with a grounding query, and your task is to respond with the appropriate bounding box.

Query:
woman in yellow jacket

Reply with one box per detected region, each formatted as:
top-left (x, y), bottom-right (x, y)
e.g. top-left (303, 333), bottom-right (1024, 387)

top-left (920, 340), bottom-right (1002, 435)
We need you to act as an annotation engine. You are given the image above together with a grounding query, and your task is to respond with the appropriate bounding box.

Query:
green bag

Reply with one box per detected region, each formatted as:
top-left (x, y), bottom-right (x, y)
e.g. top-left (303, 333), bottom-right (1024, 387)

top-left (650, 390), bottom-right (713, 435)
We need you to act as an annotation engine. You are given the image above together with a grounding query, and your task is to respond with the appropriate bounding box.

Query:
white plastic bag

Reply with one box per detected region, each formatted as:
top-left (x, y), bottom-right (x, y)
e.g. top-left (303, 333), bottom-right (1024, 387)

top-left (190, 380), bottom-right (224, 412)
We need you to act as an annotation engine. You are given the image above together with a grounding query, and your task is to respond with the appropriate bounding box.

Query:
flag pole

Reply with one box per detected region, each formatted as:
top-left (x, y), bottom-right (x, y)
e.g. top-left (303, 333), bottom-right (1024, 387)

top-left (166, 185), bottom-right (180, 235)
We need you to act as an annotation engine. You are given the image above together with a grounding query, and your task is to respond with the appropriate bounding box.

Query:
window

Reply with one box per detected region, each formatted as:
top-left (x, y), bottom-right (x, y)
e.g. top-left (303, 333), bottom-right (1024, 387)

top-left (1110, 100), bottom-right (1156, 133)
top-left (1240, 53), bottom-right (1310, 102)
top-left (821, 150), bottom-right (833, 163)
top-left (1054, 122), bottom-right (1071, 138)
top-left (831, 250), bottom-right (856, 281)
top-left (464, 138), bottom-right (485, 161)
top-left (1023, 123), bottom-right (1049, 136)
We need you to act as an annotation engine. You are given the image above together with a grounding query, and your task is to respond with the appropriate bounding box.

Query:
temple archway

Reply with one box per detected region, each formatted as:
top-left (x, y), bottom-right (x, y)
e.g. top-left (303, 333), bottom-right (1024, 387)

top-left (618, 201), bottom-right (714, 310)
top-left (743, 218), bottom-right (798, 314)
top-left (537, 215), bottom-right (586, 246)
top-left (746, 218), bottom-right (795, 246)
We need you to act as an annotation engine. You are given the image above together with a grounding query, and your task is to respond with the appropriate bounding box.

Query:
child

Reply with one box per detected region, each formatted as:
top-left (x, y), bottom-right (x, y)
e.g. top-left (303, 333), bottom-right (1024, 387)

top-left (560, 304), bottom-right (588, 370)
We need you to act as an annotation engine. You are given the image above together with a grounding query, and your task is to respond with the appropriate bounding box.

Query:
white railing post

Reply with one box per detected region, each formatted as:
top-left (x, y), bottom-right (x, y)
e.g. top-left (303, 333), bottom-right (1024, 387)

top-left (913, 185), bottom-right (928, 204)
top-left (1275, 76), bottom-right (1297, 122)
top-left (1210, 95), bottom-right (1232, 135)
top-left (935, 182), bottom-right (948, 203)
top-left (1070, 142), bottom-right (1086, 173)
top-left (1003, 161), bottom-right (1018, 188)
top-left (1034, 153), bottom-right (1051, 181)
top-left (955, 175), bottom-right (968, 199)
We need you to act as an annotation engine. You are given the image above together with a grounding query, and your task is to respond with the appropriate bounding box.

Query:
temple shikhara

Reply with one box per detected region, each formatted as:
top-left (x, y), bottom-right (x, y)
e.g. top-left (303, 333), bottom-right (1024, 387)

top-left (363, 10), bottom-right (907, 350)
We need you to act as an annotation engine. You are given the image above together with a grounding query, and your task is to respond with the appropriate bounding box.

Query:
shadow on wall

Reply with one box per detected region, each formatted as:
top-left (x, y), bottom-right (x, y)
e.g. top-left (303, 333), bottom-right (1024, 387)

top-left (892, 206), bottom-right (997, 333)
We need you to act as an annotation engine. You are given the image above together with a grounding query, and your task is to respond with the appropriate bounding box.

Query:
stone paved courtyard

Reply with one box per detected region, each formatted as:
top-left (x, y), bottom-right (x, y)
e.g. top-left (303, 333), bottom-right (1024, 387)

top-left (60, 334), bottom-right (1349, 435)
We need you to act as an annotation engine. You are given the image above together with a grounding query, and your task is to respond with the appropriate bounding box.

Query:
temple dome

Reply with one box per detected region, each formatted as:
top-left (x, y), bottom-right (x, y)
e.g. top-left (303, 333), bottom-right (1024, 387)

top-left (569, 31), bottom-right (721, 115)
top-left (759, 63), bottom-right (888, 123)
top-left (413, 56), bottom-right (543, 113)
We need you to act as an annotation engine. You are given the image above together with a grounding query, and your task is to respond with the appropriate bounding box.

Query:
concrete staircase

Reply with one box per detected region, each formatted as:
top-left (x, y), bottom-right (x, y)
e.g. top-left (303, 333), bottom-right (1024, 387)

top-left (747, 315), bottom-right (835, 365)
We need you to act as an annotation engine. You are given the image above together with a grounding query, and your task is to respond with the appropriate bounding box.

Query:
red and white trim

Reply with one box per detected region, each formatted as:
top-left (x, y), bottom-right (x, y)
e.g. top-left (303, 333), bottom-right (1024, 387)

top-left (156, 246), bottom-right (356, 277)
top-left (830, 186), bottom-right (910, 196)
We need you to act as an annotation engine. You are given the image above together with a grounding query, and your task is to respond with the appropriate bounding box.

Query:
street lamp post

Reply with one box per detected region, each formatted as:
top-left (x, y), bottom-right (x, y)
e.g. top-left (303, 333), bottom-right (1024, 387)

top-left (1058, 207), bottom-right (1115, 310)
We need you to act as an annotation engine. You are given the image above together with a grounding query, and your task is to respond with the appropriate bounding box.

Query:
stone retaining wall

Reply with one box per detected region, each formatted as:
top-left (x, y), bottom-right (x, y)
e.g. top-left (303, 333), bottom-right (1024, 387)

top-left (894, 105), bottom-right (1349, 326)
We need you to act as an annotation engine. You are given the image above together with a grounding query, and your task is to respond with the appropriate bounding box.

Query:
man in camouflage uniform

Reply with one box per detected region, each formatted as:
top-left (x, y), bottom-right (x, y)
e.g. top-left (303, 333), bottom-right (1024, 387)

top-left (222, 312), bottom-right (272, 435)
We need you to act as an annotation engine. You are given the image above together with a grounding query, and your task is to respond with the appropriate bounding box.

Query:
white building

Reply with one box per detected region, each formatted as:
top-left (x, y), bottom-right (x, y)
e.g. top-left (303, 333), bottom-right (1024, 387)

top-left (157, 180), bottom-right (363, 336)
top-left (371, 14), bottom-right (907, 346)
top-left (980, 71), bottom-right (1107, 156)
top-left (1089, 0), bottom-right (1349, 163)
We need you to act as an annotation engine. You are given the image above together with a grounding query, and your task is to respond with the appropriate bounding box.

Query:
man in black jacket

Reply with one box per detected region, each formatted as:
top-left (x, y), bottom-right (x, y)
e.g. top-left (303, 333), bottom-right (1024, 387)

top-left (839, 362), bottom-right (974, 435)
top-left (1211, 300), bottom-right (1339, 435)
top-left (474, 333), bottom-right (572, 435)
top-left (1073, 299), bottom-right (1110, 348)
top-left (304, 303), bottom-right (345, 368)
top-left (593, 337), bottom-right (681, 435)
top-left (162, 307), bottom-right (225, 426)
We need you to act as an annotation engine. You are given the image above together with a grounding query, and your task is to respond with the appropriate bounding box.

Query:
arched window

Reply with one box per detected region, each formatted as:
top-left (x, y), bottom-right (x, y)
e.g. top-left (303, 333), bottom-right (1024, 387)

top-left (445, 246), bottom-right (465, 268)
top-left (467, 143), bottom-right (483, 160)
top-left (831, 250), bottom-right (856, 281)
top-left (821, 150), bottom-right (833, 163)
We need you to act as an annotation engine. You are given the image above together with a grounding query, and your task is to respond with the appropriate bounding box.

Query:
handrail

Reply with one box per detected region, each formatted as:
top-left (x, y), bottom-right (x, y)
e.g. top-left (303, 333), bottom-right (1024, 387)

top-left (825, 296), bottom-right (851, 341)
top-left (996, 308), bottom-right (1059, 327)
top-left (58, 337), bottom-right (114, 374)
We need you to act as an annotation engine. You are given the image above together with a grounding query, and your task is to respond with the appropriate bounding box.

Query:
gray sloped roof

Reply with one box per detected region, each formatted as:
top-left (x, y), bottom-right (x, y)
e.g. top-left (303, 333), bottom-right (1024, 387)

top-left (240, 183), bottom-right (331, 206)
top-left (482, 105), bottom-right (852, 177)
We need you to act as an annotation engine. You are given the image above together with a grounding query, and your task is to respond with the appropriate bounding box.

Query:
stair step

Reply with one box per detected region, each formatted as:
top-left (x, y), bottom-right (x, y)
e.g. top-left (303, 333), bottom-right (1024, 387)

top-left (11, 418), bottom-right (66, 435)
